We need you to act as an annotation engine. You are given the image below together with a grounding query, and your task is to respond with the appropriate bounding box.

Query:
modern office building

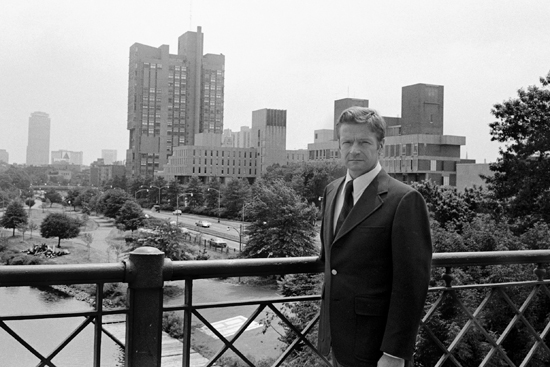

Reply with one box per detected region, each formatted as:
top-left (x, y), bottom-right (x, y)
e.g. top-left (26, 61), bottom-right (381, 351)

top-left (101, 150), bottom-right (117, 165)
top-left (308, 83), bottom-right (466, 186)
top-left (51, 150), bottom-right (83, 166)
top-left (159, 142), bottom-right (258, 184)
top-left (26, 111), bottom-right (51, 166)
top-left (222, 126), bottom-right (252, 148)
top-left (286, 149), bottom-right (308, 164)
top-left (126, 26), bottom-right (225, 177)
top-left (0, 149), bottom-right (8, 164)
top-left (251, 109), bottom-right (287, 173)
top-left (90, 159), bottom-right (127, 187)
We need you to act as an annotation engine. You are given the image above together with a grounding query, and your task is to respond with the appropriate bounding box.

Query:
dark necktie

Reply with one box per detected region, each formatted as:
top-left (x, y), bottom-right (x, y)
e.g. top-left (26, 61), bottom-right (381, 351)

top-left (335, 180), bottom-right (354, 235)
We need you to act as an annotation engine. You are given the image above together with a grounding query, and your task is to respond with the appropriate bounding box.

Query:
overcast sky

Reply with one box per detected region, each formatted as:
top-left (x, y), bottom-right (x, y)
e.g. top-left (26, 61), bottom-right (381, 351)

top-left (1, 0), bottom-right (549, 165)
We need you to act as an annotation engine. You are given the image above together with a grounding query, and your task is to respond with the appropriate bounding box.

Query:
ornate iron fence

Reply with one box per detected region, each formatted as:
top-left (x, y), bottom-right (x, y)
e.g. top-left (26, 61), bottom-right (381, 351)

top-left (1, 248), bottom-right (550, 366)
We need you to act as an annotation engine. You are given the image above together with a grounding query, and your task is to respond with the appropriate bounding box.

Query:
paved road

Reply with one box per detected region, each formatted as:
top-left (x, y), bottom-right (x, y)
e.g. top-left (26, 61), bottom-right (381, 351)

top-left (146, 209), bottom-right (322, 251)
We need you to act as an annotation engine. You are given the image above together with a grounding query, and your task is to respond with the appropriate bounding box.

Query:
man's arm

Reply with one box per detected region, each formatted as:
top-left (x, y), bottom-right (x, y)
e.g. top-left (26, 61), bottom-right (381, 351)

top-left (381, 189), bottom-right (432, 360)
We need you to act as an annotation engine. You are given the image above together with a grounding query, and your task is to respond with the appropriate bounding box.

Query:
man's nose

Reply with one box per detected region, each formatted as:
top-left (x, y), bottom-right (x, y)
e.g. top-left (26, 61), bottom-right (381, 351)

top-left (350, 142), bottom-right (361, 153)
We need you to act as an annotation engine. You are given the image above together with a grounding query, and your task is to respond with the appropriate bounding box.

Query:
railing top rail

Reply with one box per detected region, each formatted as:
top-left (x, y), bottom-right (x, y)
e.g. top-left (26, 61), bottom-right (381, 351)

top-left (431, 249), bottom-right (550, 267)
top-left (0, 262), bottom-right (126, 287)
top-left (2, 250), bottom-right (550, 286)
top-left (169, 256), bottom-right (323, 280)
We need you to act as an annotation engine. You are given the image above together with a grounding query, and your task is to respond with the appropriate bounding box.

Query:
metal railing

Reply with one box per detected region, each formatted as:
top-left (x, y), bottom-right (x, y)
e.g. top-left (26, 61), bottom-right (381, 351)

top-left (1, 248), bottom-right (550, 366)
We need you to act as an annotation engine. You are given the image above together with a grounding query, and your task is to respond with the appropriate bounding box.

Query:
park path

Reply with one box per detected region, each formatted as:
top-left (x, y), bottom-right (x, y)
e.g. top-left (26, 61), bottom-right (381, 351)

top-left (80, 215), bottom-right (121, 262)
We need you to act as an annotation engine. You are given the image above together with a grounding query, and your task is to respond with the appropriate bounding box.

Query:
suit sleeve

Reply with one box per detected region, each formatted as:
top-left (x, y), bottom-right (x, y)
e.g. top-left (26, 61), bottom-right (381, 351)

top-left (318, 186), bottom-right (329, 264)
top-left (381, 189), bottom-right (432, 360)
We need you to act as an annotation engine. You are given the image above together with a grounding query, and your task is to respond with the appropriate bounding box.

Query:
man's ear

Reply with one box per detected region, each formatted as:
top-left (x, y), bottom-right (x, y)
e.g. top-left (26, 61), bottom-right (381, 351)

top-left (378, 138), bottom-right (385, 155)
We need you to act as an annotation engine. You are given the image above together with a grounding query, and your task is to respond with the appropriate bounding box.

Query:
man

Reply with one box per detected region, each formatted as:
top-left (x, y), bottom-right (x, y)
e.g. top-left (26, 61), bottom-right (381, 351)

top-left (317, 107), bottom-right (432, 367)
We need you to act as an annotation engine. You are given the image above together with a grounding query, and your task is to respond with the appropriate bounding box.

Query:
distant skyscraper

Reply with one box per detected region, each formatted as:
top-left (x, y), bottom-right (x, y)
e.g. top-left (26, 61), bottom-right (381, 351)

top-left (51, 150), bottom-right (83, 165)
top-left (0, 149), bottom-right (8, 164)
top-left (102, 149), bottom-right (117, 165)
top-left (126, 26), bottom-right (225, 177)
top-left (251, 109), bottom-right (287, 173)
top-left (26, 111), bottom-right (51, 166)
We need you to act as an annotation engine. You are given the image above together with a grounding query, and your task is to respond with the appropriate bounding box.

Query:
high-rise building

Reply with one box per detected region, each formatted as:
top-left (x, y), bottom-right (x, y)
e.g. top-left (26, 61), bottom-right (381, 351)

top-left (101, 149), bottom-right (117, 165)
top-left (26, 112), bottom-right (50, 166)
top-left (251, 109), bottom-right (287, 173)
top-left (51, 150), bottom-right (83, 166)
top-left (0, 149), bottom-right (8, 164)
top-left (126, 26), bottom-right (225, 177)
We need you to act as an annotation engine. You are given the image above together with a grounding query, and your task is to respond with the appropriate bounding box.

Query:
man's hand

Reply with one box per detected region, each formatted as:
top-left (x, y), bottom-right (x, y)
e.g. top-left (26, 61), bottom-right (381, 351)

top-left (377, 353), bottom-right (404, 367)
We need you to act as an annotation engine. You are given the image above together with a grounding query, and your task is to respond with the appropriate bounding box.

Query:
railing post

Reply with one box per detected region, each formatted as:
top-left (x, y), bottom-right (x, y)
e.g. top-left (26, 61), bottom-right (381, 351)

top-left (534, 263), bottom-right (546, 281)
top-left (124, 247), bottom-right (166, 367)
top-left (443, 267), bottom-right (454, 287)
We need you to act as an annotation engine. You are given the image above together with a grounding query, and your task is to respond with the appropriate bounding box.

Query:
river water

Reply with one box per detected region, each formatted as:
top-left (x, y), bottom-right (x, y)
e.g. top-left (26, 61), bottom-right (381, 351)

top-left (0, 286), bottom-right (123, 366)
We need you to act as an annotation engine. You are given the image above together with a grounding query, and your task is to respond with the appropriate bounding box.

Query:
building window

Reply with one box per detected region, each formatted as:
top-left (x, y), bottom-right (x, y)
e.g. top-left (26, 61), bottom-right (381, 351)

top-left (430, 160), bottom-right (437, 171)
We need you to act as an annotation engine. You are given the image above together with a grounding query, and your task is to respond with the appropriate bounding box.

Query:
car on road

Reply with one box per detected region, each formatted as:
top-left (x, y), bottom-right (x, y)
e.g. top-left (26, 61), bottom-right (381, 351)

top-left (172, 209), bottom-right (182, 215)
top-left (195, 220), bottom-right (211, 228)
top-left (209, 238), bottom-right (227, 248)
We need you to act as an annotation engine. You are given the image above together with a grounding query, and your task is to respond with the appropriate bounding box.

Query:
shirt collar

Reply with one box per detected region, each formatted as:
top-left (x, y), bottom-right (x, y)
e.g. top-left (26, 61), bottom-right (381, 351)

top-left (344, 162), bottom-right (382, 197)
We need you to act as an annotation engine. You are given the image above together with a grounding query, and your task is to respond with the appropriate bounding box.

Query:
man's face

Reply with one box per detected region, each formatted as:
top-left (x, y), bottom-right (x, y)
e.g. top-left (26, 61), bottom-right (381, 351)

top-left (339, 123), bottom-right (384, 179)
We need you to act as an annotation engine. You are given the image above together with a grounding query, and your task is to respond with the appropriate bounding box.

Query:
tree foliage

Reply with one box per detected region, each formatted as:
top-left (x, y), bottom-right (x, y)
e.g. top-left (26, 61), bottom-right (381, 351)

top-left (264, 161), bottom-right (345, 207)
top-left (222, 178), bottom-right (250, 219)
top-left (486, 72), bottom-right (550, 226)
top-left (115, 200), bottom-right (146, 232)
top-left (65, 188), bottom-right (82, 210)
top-left (44, 189), bottom-right (62, 207)
top-left (98, 188), bottom-right (134, 219)
top-left (40, 213), bottom-right (81, 247)
top-left (1, 200), bottom-right (28, 236)
top-left (242, 180), bottom-right (318, 258)
top-left (131, 220), bottom-right (192, 260)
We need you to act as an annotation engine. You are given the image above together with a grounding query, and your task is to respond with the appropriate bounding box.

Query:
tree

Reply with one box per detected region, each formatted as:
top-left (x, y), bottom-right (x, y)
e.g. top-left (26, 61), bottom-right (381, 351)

top-left (486, 72), bottom-right (550, 226)
top-left (1, 200), bottom-right (28, 236)
top-left (40, 213), bottom-right (81, 247)
top-left (131, 221), bottom-right (193, 260)
top-left (28, 220), bottom-right (38, 238)
top-left (25, 198), bottom-right (35, 210)
top-left (264, 161), bottom-right (346, 208)
top-left (44, 189), bottom-right (62, 207)
top-left (222, 179), bottom-right (251, 218)
top-left (185, 177), bottom-right (204, 209)
top-left (242, 180), bottom-right (318, 258)
top-left (65, 188), bottom-right (82, 210)
top-left (98, 188), bottom-right (134, 219)
top-left (115, 200), bottom-right (146, 232)
top-left (17, 223), bottom-right (28, 239)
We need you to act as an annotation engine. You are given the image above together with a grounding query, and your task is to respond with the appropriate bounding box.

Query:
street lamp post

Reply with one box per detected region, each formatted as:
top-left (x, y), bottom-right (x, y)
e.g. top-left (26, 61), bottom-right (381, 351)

top-left (149, 185), bottom-right (170, 206)
top-left (227, 224), bottom-right (243, 252)
top-left (207, 188), bottom-right (221, 223)
top-left (175, 193), bottom-right (193, 224)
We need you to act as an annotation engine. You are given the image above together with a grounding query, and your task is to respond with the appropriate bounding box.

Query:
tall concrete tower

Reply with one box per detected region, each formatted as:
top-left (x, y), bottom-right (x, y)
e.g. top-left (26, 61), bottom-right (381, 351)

top-left (251, 109), bottom-right (287, 173)
top-left (26, 111), bottom-right (50, 166)
top-left (126, 27), bottom-right (225, 177)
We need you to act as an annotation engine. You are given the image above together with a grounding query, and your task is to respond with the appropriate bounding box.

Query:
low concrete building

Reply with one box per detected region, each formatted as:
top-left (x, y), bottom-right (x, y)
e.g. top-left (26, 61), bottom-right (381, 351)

top-left (159, 144), bottom-right (259, 184)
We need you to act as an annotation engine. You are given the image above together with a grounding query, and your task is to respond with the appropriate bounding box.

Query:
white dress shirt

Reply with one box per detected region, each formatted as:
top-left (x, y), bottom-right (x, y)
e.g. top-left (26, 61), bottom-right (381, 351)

top-left (332, 162), bottom-right (382, 234)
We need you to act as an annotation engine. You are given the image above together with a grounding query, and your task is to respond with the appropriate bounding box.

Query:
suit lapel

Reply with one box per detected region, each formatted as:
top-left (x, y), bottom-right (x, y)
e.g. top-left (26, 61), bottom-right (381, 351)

top-left (324, 177), bottom-right (344, 245)
top-left (332, 171), bottom-right (390, 243)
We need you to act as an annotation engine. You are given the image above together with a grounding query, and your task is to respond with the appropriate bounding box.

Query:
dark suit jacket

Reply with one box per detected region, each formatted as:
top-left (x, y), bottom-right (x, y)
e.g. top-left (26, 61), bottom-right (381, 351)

top-left (317, 169), bottom-right (432, 367)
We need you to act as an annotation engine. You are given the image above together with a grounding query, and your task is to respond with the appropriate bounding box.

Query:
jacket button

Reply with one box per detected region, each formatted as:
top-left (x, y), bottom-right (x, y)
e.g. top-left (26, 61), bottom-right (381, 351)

top-left (331, 269), bottom-right (337, 275)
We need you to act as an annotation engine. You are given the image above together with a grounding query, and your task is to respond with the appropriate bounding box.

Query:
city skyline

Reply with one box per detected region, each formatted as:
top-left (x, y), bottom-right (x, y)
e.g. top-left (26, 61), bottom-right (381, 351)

top-left (1, 1), bottom-right (549, 165)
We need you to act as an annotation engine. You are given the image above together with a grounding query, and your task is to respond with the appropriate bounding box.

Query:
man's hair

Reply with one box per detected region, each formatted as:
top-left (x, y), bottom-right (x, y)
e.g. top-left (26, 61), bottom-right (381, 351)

top-left (336, 107), bottom-right (386, 142)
